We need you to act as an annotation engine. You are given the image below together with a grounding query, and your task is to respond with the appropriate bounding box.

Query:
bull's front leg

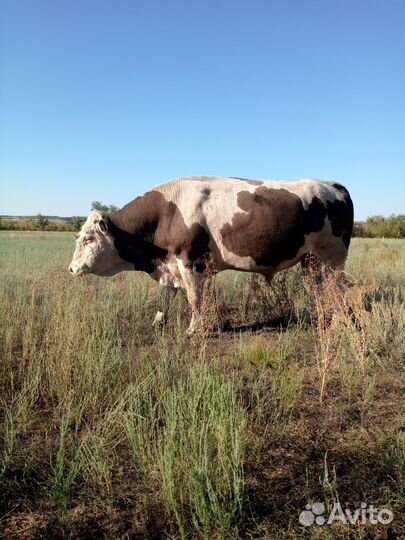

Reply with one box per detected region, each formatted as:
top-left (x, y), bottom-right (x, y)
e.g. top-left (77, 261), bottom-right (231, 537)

top-left (152, 286), bottom-right (178, 327)
top-left (177, 259), bottom-right (205, 336)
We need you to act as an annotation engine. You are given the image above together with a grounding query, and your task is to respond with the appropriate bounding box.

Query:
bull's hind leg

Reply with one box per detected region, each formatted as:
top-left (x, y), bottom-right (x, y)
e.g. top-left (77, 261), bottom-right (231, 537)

top-left (177, 259), bottom-right (205, 336)
top-left (300, 253), bottom-right (323, 322)
top-left (301, 253), bottom-right (323, 285)
top-left (301, 247), bottom-right (350, 324)
top-left (320, 245), bottom-right (350, 299)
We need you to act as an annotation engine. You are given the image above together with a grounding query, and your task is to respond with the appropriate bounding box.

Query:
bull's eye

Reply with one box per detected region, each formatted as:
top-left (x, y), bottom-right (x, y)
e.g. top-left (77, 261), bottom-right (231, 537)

top-left (84, 236), bottom-right (94, 245)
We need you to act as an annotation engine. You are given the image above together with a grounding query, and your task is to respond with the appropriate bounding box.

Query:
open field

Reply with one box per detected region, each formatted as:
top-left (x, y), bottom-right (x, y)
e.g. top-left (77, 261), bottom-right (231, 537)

top-left (0, 232), bottom-right (404, 539)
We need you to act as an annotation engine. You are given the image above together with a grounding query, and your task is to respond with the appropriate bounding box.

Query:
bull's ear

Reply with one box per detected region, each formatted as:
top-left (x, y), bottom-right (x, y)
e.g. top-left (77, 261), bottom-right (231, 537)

top-left (96, 217), bottom-right (109, 235)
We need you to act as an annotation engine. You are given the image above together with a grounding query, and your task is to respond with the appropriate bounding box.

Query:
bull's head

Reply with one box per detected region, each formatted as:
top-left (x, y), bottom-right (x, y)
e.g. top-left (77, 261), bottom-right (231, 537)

top-left (68, 211), bottom-right (131, 277)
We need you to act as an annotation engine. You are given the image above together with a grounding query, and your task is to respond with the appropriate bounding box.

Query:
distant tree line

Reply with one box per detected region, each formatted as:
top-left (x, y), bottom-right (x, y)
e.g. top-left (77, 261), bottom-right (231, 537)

top-left (1, 209), bottom-right (404, 238)
top-left (0, 215), bottom-right (85, 232)
top-left (0, 202), bottom-right (119, 232)
top-left (353, 214), bottom-right (405, 238)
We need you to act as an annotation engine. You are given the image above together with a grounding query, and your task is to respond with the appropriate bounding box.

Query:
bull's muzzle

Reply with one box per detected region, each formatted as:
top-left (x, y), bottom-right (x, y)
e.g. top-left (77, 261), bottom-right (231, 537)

top-left (68, 264), bottom-right (87, 276)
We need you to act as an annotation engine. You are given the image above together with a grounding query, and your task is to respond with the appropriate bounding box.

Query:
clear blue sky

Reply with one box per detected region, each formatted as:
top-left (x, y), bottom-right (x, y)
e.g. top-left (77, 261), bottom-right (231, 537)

top-left (1, 0), bottom-right (404, 219)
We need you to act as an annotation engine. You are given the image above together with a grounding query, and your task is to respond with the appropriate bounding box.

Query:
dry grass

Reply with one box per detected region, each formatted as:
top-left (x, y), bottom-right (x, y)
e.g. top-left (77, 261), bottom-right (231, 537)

top-left (0, 232), bottom-right (404, 539)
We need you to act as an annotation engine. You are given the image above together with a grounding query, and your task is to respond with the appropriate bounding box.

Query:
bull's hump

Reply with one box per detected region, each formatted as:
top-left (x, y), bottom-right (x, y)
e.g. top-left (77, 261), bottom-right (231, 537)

top-left (154, 176), bottom-right (266, 193)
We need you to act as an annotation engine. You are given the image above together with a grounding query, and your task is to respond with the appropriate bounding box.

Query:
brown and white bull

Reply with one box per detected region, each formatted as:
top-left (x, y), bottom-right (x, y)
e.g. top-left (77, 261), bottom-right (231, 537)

top-left (69, 176), bottom-right (354, 334)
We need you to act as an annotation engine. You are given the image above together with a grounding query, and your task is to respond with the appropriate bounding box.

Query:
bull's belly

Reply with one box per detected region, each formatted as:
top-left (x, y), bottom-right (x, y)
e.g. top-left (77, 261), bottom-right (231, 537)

top-left (212, 243), bottom-right (304, 275)
top-left (209, 229), bottom-right (309, 275)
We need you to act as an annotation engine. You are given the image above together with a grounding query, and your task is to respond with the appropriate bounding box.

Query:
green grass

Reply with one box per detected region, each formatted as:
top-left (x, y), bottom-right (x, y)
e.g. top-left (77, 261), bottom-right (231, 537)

top-left (0, 231), bottom-right (405, 539)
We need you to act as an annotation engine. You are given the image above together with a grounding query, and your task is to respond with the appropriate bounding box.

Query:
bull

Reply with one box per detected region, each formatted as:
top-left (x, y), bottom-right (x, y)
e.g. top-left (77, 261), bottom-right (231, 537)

top-left (69, 176), bottom-right (354, 334)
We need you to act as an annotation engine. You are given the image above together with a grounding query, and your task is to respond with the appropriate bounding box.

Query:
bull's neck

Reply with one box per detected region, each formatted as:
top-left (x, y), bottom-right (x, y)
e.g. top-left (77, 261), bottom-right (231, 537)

top-left (107, 192), bottom-right (168, 273)
top-left (109, 192), bottom-right (160, 242)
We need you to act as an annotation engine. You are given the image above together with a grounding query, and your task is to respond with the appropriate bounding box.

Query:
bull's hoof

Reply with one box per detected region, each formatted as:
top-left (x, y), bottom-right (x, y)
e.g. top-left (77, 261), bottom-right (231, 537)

top-left (152, 311), bottom-right (166, 326)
